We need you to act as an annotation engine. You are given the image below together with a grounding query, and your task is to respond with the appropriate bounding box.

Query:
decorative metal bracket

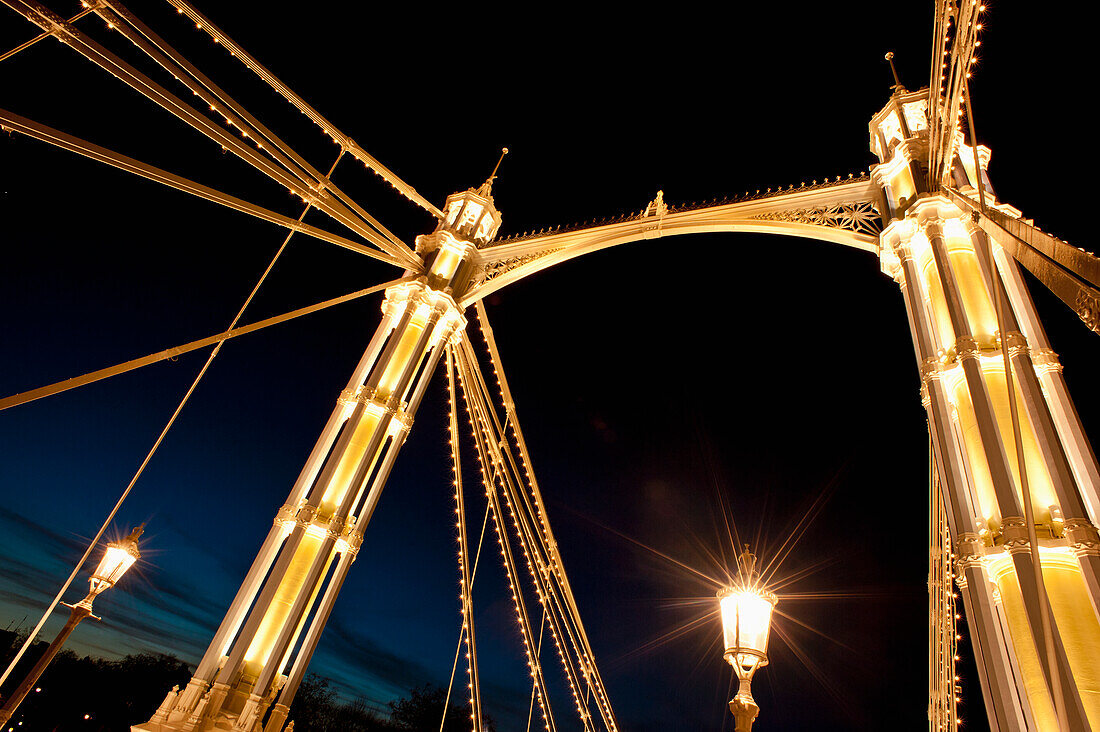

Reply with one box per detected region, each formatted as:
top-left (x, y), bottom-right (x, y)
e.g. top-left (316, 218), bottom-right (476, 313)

top-left (750, 199), bottom-right (883, 237)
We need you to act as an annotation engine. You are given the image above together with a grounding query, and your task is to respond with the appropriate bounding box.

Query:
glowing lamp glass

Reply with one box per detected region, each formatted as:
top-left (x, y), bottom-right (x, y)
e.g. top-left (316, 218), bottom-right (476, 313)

top-left (719, 588), bottom-right (776, 673)
top-left (89, 540), bottom-right (139, 594)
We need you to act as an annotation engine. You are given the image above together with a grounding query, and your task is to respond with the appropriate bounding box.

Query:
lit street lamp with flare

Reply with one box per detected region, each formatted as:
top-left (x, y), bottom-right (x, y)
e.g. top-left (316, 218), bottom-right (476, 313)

top-left (0, 525), bottom-right (144, 726)
top-left (718, 546), bottom-right (777, 732)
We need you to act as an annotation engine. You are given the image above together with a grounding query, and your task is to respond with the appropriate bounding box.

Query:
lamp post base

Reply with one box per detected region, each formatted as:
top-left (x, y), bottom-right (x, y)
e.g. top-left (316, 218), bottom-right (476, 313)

top-left (0, 600), bottom-right (92, 725)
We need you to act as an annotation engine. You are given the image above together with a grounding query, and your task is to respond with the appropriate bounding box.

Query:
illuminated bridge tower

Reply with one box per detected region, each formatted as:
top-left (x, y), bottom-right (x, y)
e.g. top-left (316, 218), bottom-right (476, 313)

top-left (874, 88), bottom-right (1100, 730)
top-left (134, 182), bottom-right (503, 732)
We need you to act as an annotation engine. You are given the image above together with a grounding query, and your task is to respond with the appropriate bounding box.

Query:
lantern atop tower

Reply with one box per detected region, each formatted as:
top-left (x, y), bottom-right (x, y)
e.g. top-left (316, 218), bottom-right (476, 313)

top-left (437, 148), bottom-right (508, 247)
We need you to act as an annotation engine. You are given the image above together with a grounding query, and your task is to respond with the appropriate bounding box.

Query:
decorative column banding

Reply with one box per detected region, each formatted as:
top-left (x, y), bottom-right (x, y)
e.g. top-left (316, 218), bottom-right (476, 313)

top-left (995, 247), bottom-right (1100, 524)
top-left (966, 221), bottom-right (1100, 623)
top-left (924, 215), bottom-right (1023, 521)
top-left (176, 311), bottom-right (401, 715)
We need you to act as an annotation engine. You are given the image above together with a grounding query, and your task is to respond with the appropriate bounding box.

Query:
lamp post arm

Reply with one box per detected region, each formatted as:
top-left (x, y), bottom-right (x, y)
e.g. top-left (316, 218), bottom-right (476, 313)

top-left (0, 597), bottom-right (94, 725)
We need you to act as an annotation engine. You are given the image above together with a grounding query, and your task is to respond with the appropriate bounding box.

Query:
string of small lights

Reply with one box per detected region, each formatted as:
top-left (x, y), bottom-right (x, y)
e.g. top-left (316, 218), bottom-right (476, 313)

top-left (100, 0), bottom-right (416, 266)
top-left (928, 0), bottom-right (986, 186)
top-left (472, 303), bottom-right (620, 729)
top-left (453, 328), bottom-right (626, 731)
top-left (456, 337), bottom-right (597, 730)
top-left (930, 430), bottom-right (960, 732)
top-left (161, 0), bottom-right (444, 219)
top-left (446, 346), bottom-right (484, 732)
top-left (1, 0), bottom-right (419, 267)
top-left (453, 339), bottom-right (558, 732)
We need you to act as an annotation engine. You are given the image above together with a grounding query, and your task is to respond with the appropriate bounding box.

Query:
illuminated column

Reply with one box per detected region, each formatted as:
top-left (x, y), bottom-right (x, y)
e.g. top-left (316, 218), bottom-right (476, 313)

top-left (168, 308), bottom-right (402, 719)
top-left (872, 89), bottom-right (1100, 730)
top-left (136, 182), bottom-right (505, 732)
top-left (965, 221), bottom-right (1100, 617)
top-left (885, 223), bottom-right (1030, 731)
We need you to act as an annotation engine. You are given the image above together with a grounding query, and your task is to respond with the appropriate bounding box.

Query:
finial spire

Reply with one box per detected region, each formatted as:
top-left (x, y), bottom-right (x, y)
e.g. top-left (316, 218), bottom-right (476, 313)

top-left (884, 52), bottom-right (906, 94)
top-left (737, 545), bottom-right (757, 586)
top-left (477, 147), bottom-right (509, 198)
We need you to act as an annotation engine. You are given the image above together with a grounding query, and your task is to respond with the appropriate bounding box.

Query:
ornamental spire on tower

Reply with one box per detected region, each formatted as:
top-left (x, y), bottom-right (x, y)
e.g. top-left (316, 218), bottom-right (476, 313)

top-left (885, 51), bottom-right (907, 94)
top-left (476, 147), bottom-right (509, 199)
top-left (737, 545), bottom-right (757, 587)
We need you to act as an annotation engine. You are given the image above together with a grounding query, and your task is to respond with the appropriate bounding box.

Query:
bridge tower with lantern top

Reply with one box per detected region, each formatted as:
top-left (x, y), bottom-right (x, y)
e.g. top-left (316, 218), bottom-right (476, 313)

top-left (134, 175), bottom-right (505, 732)
top-left (873, 78), bottom-right (1100, 730)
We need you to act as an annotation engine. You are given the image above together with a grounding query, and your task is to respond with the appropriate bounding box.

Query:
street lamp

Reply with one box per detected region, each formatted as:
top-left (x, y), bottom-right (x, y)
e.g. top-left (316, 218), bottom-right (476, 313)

top-left (718, 546), bottom-right (777, 732)
top-left (0, 526), bottom-right (143, 726)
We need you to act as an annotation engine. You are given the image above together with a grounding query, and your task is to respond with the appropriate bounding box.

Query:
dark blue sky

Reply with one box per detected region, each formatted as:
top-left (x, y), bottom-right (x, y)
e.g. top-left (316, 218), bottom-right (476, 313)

top-left (2, 3), bottom-right (1099, 730)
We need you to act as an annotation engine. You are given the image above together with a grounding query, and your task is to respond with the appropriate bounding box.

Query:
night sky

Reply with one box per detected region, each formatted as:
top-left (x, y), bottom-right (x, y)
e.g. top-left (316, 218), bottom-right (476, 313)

top-left (2, 2), bottom-right (1099, 730)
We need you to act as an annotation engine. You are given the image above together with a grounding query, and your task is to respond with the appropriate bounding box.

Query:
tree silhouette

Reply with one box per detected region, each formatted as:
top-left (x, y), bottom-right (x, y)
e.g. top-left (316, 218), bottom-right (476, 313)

top-left (2, 630), bottom-right (490, 731)
top-left (1, 629), bottom-right (192, 730)
top-left (388, 684), bottom-right (494, 732)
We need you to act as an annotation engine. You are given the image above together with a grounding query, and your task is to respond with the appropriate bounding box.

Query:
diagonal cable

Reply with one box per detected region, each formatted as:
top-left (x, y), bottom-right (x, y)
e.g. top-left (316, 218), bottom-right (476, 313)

top-left (445, 344), bottom-right (484, 731)
top-left (454, 341), bottom-right (560, 732)
top-left (0, 107), bottom-right (401, 266)
top-left (0, 274), bottom-right (412, 412)
top-left (162, 0), bottom-right (443, 219)
top-left (943, 187), bottom-right (1100, 336)
top-left (0, 152), bottom-right (349, 690)
top-left (92, 0), bottom-right (415, 264)
top-left (458, 335), bottom-right (599, 730)
top-left (471, 302), bottom-right (620, 730)
top-left (1, 0), bottom-right (418, 267)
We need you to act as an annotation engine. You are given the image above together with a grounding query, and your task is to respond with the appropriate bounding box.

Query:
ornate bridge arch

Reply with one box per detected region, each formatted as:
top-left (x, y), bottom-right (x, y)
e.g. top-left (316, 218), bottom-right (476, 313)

top-left (464, 177), bottom-right (883, 304)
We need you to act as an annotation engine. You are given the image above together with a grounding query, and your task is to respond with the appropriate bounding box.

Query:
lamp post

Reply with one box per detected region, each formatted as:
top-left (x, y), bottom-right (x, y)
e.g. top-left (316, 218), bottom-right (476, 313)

top-left (718, 546), bottom-right (777, 732)
top-left (0, 525), bottom-right (143, 726)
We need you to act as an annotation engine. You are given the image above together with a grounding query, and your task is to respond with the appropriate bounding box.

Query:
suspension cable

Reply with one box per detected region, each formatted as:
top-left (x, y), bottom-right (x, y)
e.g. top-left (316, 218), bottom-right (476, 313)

top-left (439, 498), bottom-right (491, 732)
top-left (457, 336), bottom-right (596, 729)
top-left (0, 274), bottom-right (412, 412)
top-left (162, 0), bottom-right (443, 219)
top-left (1, 0), bottom-right (417, 267)
top-left (453, 341), bottom-right (558, 732)
top-left (0, 107), bottom-right (392, 264)
top-left (457, 330), bottom-right (627, 730)
top-left (446, 344), bottom-right (485, 731)
top-left (527, 610), bottom-right (547, 732)
top-left (92, 0), bottom-right (414, 263)
top-left (463, 327), bottom-right (607, 728)
top-left (0, 151), bottom-right (345, 691)
top-left (472, 302), bottom-right (619, 729)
